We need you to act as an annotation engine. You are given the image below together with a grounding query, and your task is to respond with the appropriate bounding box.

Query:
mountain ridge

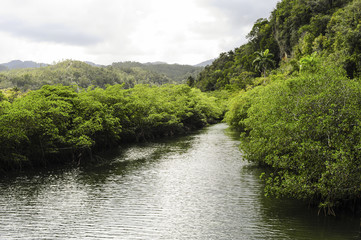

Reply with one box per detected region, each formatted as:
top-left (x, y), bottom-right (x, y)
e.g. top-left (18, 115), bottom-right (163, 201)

top-left (0, 60), bottom-right (49, 70)
top-left (0, 59), bottom-right (212, 70)
top-left (194, 59), bottom-right (215, 67)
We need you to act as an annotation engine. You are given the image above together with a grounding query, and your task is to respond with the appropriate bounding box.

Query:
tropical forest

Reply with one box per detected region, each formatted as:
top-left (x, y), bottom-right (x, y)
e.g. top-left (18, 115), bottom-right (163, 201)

top-left (1, 0), bottom-right (361, 234)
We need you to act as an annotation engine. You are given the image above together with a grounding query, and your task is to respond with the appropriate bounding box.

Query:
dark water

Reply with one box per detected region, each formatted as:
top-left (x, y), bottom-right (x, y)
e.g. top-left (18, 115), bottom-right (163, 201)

top-left (1, 123), bottom-right (360, 239)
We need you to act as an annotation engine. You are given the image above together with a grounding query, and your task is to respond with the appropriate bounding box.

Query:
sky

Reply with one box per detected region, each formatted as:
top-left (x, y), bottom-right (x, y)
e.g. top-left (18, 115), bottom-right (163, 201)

top-left (0, 0), bottom-right (279, 66)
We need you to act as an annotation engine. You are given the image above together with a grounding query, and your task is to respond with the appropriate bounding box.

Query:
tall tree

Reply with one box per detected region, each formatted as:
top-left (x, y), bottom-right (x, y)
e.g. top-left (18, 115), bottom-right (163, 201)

top-left (252, 49), bottom-right (275, 78)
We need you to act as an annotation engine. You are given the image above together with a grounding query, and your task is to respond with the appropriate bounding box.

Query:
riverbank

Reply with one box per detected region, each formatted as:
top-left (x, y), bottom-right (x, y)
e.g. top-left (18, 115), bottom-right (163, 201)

top-left (0, 84), bottom-right (225, 172)
top-left (1, 123), bottom-right (360, 239)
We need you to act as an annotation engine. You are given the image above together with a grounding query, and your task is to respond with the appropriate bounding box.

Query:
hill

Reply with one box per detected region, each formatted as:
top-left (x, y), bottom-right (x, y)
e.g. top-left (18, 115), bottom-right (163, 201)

top-left (112, 61), bottom-right (202, 84)
top-left (0, 65), bottom-right (8, 72)
top-left (0, 60), bottom-right (203, 91)
top-left (0, 60), bottom-right (48, 70)
top-left (202, 0), bottom-right (361, 213)
top-left (194, 59), bottom-right (215, 67)
top-left (195, 0), bottom-right (358, 91)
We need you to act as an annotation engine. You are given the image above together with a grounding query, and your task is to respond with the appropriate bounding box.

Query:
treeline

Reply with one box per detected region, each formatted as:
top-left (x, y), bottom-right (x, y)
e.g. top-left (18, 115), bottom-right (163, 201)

top-left (0, 60), bottom-right (202, 91)
top-left (0, 84), bottom-right (223, 172)
top-left (194, 0), bottom-right (359, 91)
top-left (226, 59), bottom-right (361, 214)
top-left (211, 0), bottom-right (361, 213)
top-left (112, 61), bottom-right (202, 84)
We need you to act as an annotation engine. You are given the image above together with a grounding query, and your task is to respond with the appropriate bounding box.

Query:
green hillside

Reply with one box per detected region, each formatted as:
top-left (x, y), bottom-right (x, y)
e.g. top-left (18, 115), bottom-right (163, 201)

top-left (0, 60), bottom-right (202, 91)
top-left (200, 0), bottom-right (361, 213)
top-left (195, 0), bottom-right (359, 91)
top-left (112, 61), bottom-right (202, 84)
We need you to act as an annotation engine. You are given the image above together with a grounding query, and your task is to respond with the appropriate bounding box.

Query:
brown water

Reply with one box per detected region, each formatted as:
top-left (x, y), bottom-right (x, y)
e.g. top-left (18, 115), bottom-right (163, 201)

top-left (0, 123), bottom-right (360, 239)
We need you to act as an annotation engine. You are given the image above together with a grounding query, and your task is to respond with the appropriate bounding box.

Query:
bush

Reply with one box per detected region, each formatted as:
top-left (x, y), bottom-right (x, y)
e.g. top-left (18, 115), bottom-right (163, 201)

top-left (227, 62), bottom-right (361, 212)
top-left (0, 84), bottom-right (224, 171)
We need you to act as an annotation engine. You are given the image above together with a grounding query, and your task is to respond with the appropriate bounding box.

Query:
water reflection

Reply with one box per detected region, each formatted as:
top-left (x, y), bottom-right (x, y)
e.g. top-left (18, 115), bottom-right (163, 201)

top-left (242, 165), bottom-right (361, 240)
top-left (79, 133), bottom-right (195, 185)
top-left (0, 124), bottom-right (360, 239)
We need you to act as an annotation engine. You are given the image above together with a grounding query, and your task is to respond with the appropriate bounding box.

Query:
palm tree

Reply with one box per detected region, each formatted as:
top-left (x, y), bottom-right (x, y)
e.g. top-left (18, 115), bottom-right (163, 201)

top-left (252, 49), bottom-right (275, 78)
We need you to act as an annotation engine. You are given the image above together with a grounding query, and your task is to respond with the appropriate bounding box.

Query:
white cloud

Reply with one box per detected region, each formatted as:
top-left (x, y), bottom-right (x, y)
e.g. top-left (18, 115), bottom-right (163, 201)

top-left (0, 17), bottom-right (101, 45)
top-left (0, 0), bottom-right (280, 65)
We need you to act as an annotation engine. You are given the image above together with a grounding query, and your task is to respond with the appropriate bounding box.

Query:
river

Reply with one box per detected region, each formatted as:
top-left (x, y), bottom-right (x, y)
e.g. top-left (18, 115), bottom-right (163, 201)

top-left (0, 123), bottom-right (360, 239)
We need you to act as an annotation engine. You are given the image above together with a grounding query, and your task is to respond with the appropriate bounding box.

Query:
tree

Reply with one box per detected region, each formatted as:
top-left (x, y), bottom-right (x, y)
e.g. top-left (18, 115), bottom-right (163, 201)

top-left (252, 49), bottom-right (275, 78)
top-left (186, 76), bottom-right (195, 87)
top-left (227, 59), bottom-right (361, 213)
top-left (299, 53), bottom-right (318, 73)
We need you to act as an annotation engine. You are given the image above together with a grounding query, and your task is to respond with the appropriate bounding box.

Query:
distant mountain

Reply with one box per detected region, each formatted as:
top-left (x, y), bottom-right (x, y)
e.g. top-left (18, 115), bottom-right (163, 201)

top-left (84, 61), bottom-right (102, 67)
top-left (0, 59), bottom-right (203, 89)
top-left (112, 61), bottom-right (203, 83)
top-left (0, 65), bottom-right (8, 72)
top-left (0, 60), bottom-right (48, 70)
top-left (144, 61), bottom-right (168, 65)
top-left (194, 59), bottom-right (215, 67)
top-left (0, 59), bottom-right (178, 91)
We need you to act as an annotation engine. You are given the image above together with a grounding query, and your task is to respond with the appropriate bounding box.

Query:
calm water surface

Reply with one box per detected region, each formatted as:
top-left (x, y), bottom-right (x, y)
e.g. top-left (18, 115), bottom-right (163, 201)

top-left (1, 123), bottom-right (360, 239)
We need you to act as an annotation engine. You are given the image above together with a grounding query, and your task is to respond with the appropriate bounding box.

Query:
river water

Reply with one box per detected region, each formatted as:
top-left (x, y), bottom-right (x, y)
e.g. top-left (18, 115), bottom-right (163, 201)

top-left (0, 123), bottom-right (360, 239)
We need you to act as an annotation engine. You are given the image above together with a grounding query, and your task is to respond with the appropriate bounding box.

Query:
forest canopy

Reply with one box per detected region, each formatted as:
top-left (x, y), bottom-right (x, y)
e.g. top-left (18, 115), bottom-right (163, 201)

top-left (219, 0), bottom-right (361, 213)
top-left (0, 84), bottom-right (223, 171)
top-left (0, 60), bottom-right (202, 91)
top-left (194, 0), bottom-right (360, 91)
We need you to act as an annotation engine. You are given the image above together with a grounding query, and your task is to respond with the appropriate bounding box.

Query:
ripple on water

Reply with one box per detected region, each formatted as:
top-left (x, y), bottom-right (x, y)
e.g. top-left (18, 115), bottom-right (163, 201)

top-left (0, 124), bottom-right (360, 239)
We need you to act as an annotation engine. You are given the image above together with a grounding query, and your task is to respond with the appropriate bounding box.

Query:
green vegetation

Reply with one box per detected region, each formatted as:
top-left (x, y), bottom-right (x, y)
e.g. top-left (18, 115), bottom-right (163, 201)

top-left (252, 49), bottom-right (275, 78)
top-left (194, 17), bottom-right (279, 91)
top-left (215, 0), bottom-right (361, 213)
top-left (0, 59), bottom-right (216, 174)
top-left (112, 61), bottom-right (202, 84)
top-left (0, 84), bottom-right (223, 172)
top-left (226, 59), bottom-right (361, 214)
top-left (194, 0), bottom-right (360, 92)
top-left (0, 60), bottom-right (202, 91)
top-left (1, 0), bottom-right (360, 215)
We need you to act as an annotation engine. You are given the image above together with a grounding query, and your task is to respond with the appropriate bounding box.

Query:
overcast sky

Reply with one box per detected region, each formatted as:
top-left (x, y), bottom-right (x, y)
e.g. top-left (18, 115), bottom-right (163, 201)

top-left (0, 0), bottom-right (279, 65)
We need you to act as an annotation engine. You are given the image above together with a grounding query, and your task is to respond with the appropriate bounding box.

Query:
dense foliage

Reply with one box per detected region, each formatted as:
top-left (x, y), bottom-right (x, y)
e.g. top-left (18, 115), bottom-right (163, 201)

top-left (1, 0), bottom-right (360, 215)
top-left (215, 0), bottom-right (361, 213)
top-left (226, 60), bottom-right (361, 212)
top-left (0, 60), bottom-right (202, 91)
top-left (194, 18), bottom-right (279, 91)
top-left (112, 61), bottom-right (202, 84)
top-left (195, 0), bottom-right (361, 91)
top-left (0, 84), bottom-right (223, 172)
